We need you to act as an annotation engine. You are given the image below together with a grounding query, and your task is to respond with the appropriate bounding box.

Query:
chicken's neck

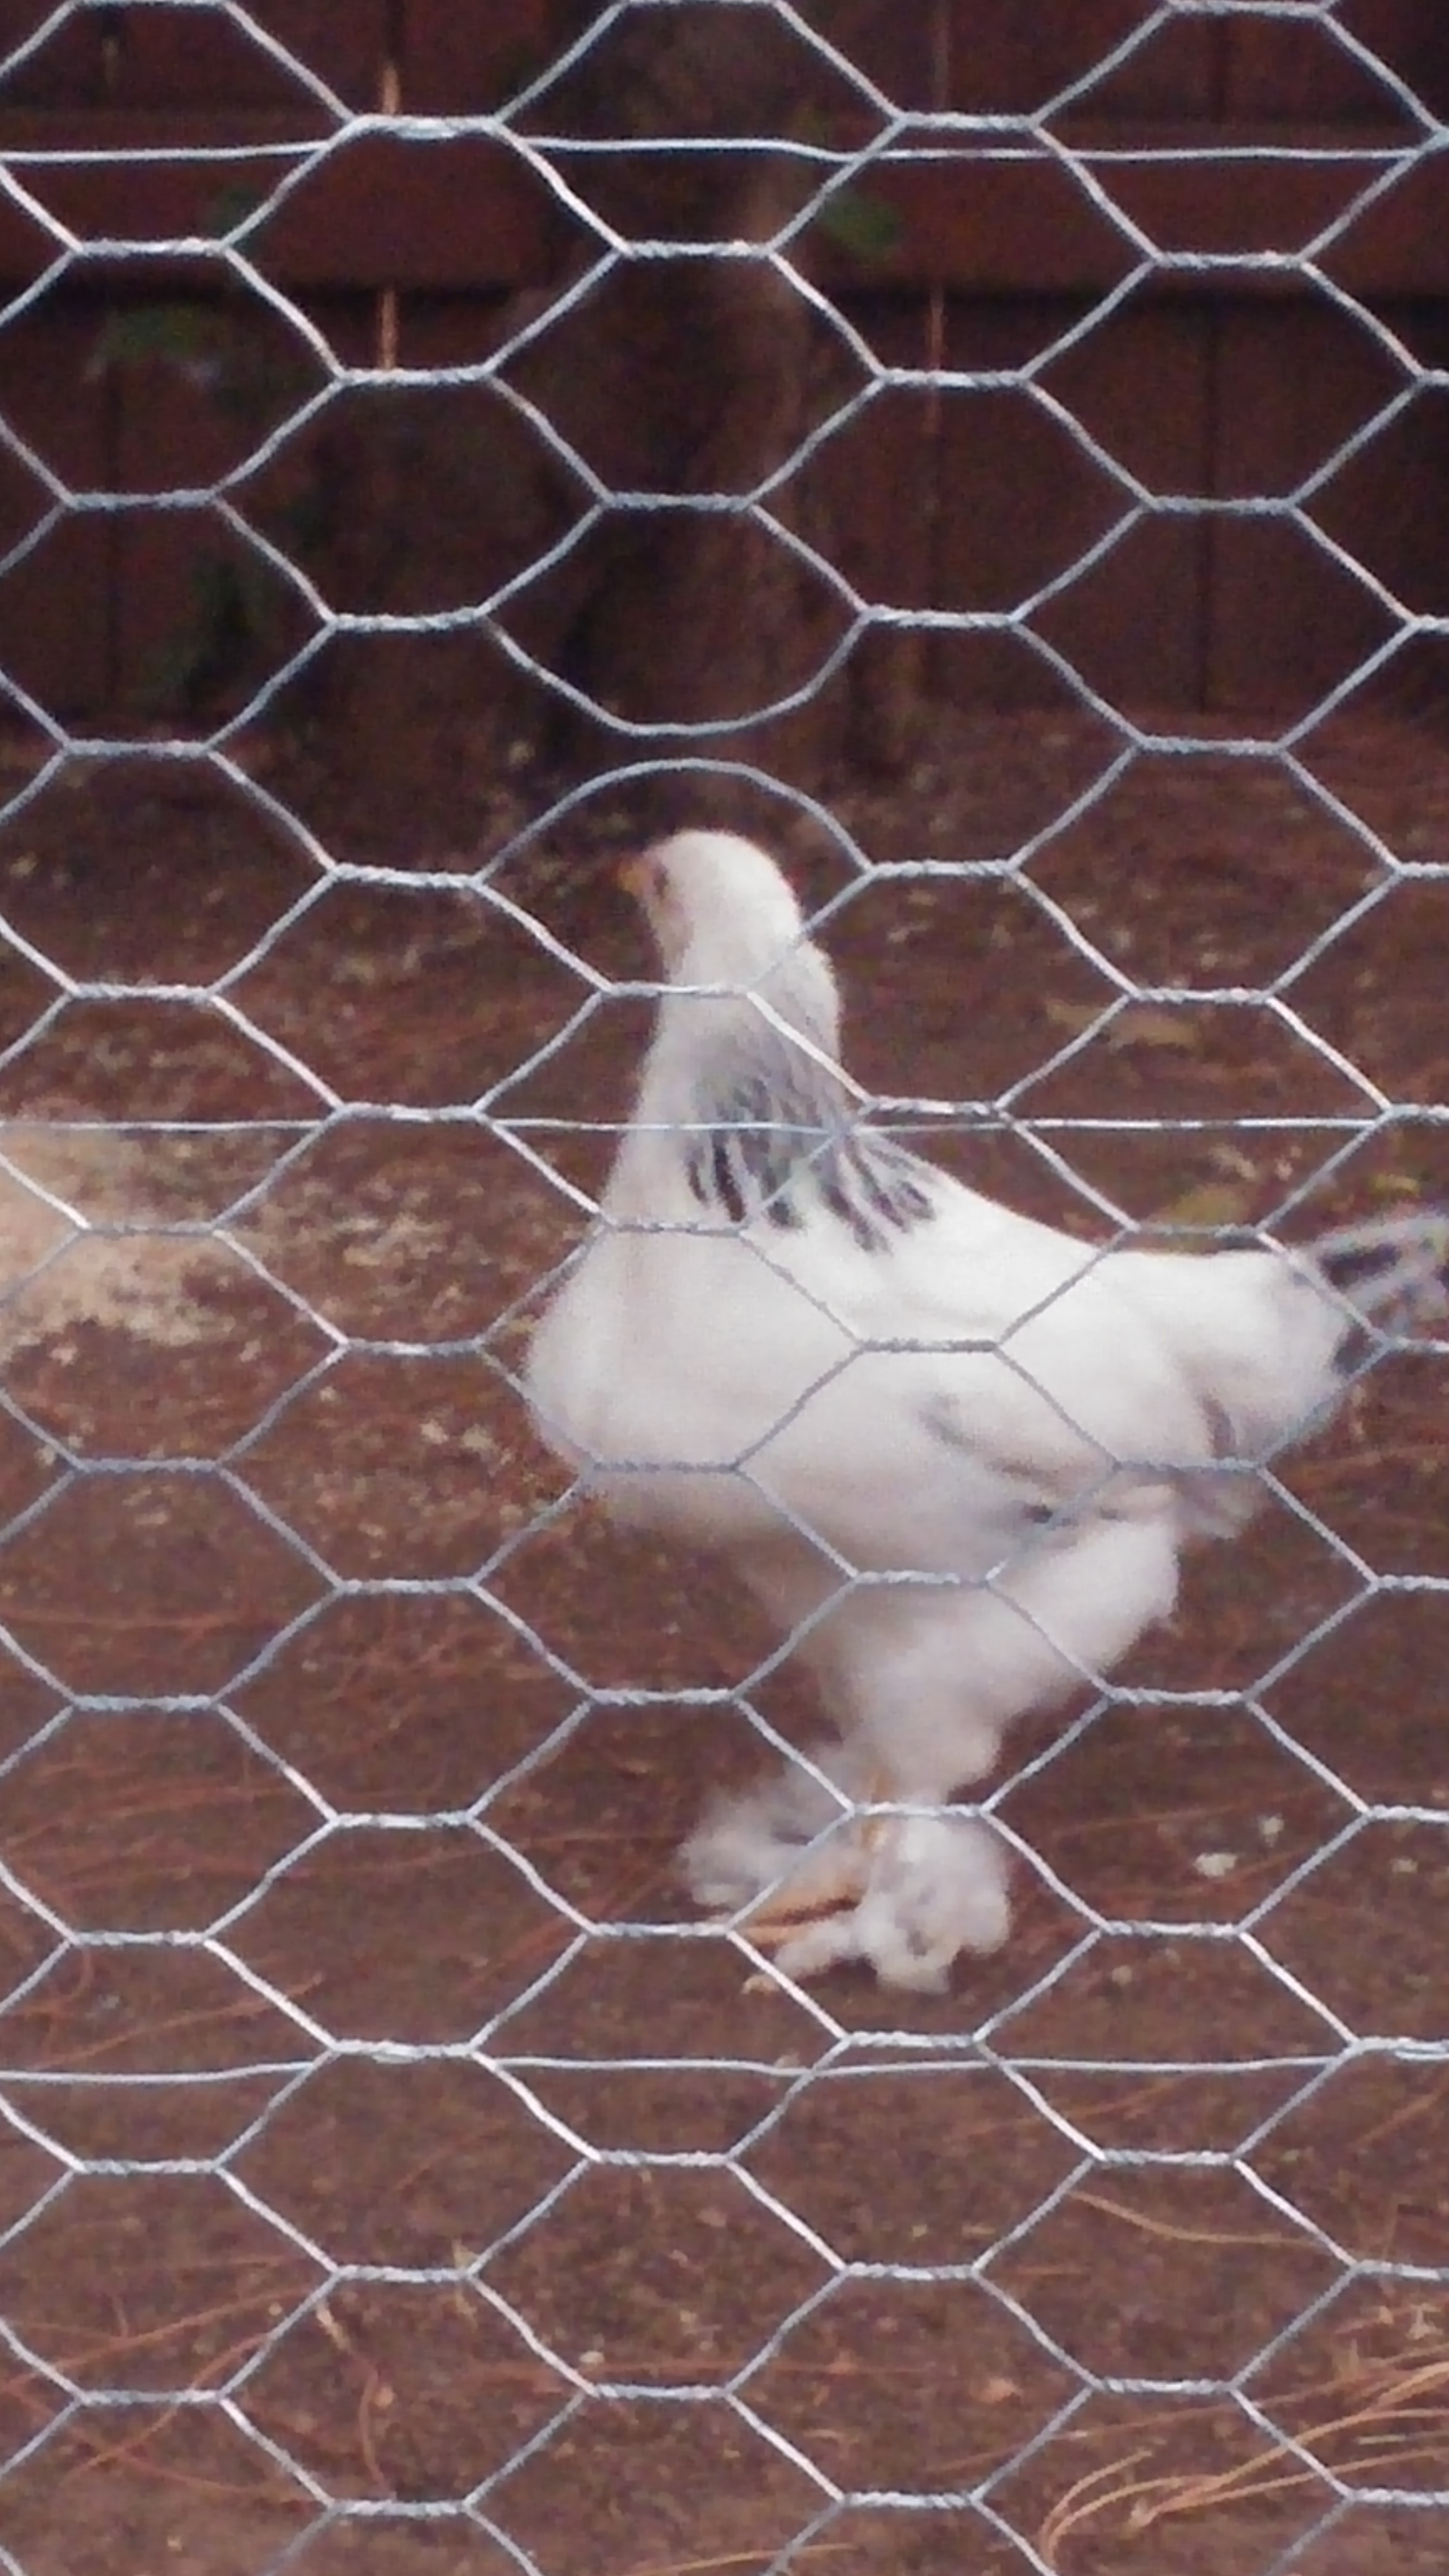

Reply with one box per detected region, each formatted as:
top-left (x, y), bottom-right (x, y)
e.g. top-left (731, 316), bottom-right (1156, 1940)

top-left (615, 967), bottom-right (938, 1252)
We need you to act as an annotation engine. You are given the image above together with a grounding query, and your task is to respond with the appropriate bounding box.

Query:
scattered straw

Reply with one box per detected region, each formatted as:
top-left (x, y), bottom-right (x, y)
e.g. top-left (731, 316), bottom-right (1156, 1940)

top-left (1037, 2333), bottom-right (1449, 2566)
top-left (1068, 2191), bottom-right (1307, 2254)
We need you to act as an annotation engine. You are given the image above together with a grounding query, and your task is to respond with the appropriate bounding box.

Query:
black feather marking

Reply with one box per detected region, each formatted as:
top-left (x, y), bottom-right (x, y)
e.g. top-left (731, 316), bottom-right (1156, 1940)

top-left (710, 1136), bottom-right (746, 1224)
top-left (845, 1139), bottom-right (899, 1218)
top-left (890, 1168), bottom-right (937, 1224)
top-left (1319, 1239), bottom-right (1407, 1294)
top-left (1316, 1228), bottom-right (1443, 1377)
top-left (844, 1136), bottom-right (939, 1230)
top-left (686, 1028), bottom-right (939, 1246)
top-left (1331, 1322), bottom-right (1377, 1379)
top-left (738, 1121), bottom-right (779, 1190)
top-left (819, 1167), bottom-right (888, 1251)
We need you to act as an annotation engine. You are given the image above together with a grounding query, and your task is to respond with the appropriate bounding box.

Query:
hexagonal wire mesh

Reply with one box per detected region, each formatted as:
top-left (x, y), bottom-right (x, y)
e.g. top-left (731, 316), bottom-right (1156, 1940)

top-left (0, 2), bottom-right (1448, 2572)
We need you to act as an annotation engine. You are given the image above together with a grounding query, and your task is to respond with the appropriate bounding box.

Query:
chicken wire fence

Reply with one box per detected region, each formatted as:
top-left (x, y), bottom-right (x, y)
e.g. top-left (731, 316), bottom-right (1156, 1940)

top-left (0, 3), bottom-right (1447, 2572)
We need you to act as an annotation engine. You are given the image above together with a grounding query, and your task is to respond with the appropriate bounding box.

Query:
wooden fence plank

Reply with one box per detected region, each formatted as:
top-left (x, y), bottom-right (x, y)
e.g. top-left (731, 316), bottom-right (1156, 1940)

top-left (1211, 298), bottom-right (1408, 505)
top-left (825, 129), bottom-right (1449, 297)
top-left (812, 4), bottom-right (932, 113)
top-left (10, 1), bottom-right (1440, 125)
top-left (0, 111), bottom-right (316, 253)
top-left (1058, 137), bottom-right (1414, 262)
top-left (946, 0), bottom-right (1214, 116)
top-left (4, 113), bottom-right (1448, 297)
top-left (1225, 7), bottom-right (1449, 121)
top-left (833, 152), bottom-right (1138, 297)
top-left (0, 3), bottom-right (386, 108)
top-left (252, 130), bottom-right (560, 292)
top-left (0, 172), bottom-right (57, 284)
top-left (401, 0), bottom-right (554, 113)
top-left (1, 4), bottom-right (1447, 725)
top-left (0, 114), bottom-right (559, 292)
top-left (1323, 155), bottom-right (1449, 298)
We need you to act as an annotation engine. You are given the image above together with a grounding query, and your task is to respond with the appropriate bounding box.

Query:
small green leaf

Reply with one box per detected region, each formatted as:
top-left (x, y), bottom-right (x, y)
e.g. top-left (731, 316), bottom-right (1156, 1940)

top-left (813, 186), bottom-right (902, 264)
top-left (90, 304), bottom-right (232, 376)
top-left (202, 180), bottom-right (264, 237)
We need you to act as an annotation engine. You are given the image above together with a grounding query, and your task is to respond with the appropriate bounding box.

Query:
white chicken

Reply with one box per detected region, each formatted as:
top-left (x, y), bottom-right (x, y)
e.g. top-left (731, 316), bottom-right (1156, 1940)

top-left (524, 829), bottom-right (1449, 1989)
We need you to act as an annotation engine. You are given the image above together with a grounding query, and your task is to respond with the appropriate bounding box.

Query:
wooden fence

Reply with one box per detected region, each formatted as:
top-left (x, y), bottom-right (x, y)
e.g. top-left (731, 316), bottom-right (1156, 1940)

top-left (1, 0), bottom-right (1447, 726)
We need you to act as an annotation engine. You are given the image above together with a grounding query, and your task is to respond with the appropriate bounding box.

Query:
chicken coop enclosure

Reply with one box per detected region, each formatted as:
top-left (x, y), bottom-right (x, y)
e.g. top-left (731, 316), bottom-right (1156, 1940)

top-left (0, 4), bottom-right (1447, 2574)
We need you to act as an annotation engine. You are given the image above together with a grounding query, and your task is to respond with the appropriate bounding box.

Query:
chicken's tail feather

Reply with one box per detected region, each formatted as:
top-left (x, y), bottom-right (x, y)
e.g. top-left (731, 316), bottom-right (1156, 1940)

top-left (1307, 1209), bottom-right (1449, 1361)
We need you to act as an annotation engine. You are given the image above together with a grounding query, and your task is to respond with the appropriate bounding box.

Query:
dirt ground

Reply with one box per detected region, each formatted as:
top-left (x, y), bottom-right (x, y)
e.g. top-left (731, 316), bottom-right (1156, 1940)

top-left (0, 703), bottom-right (1446, 2576)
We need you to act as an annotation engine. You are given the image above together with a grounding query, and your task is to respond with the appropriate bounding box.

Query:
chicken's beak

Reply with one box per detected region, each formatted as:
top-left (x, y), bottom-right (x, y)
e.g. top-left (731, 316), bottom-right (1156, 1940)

top-left (619, 851), bottom-right (670, 964)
